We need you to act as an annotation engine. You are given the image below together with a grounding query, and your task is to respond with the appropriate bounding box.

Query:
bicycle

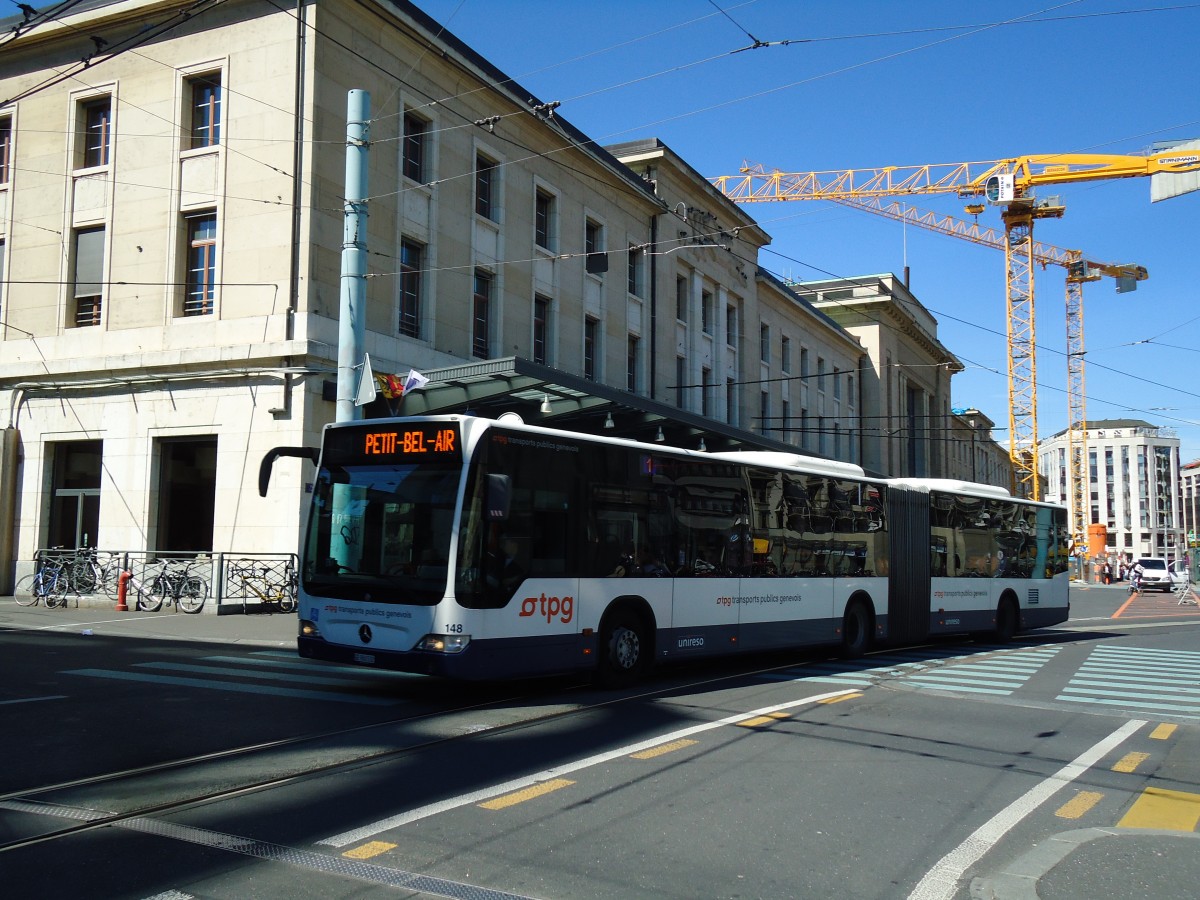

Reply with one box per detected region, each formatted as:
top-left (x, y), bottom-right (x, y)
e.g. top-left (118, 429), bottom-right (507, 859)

top-left (129, 558), bottom-right (210, 614)
top-left (13, 558), bottom-right (70, 608)
top-left (229, 558), bottom-right (297, 612)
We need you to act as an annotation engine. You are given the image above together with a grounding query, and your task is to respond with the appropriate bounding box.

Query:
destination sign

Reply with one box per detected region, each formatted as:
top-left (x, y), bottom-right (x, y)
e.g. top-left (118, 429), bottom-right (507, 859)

top-left (325, 422), bottom-right (462, 464)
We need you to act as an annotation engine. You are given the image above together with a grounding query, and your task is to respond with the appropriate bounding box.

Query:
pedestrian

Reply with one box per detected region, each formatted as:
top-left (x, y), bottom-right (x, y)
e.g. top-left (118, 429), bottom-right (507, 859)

top-left (1130, 560), bottom-right (1145, 593)
top-left (1103, 561), bottom-right (1112, 585)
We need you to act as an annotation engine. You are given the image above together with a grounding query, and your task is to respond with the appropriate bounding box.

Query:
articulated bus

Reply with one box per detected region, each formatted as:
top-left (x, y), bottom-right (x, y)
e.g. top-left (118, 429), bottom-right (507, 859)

top-left (263, 415), bottom-right (1070, 685)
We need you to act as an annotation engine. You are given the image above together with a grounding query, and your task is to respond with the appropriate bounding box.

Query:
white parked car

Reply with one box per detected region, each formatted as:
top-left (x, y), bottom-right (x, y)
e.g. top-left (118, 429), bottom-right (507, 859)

top-left (1134, 557), bottom-right (1172, 592)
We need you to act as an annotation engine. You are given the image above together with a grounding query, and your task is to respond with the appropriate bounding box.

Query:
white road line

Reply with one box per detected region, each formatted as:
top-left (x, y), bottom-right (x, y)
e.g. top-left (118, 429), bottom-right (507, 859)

top-left (907, 718), bottom-right (1146, 900)
top-left (317, 686), bottom-right (856, 848)
top-left (0, 695), bottom-right (67, 705)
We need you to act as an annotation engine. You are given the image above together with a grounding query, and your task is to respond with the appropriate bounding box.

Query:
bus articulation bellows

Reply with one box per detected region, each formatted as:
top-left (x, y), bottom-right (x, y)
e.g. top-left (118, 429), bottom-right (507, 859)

top-left (260, 415), bottom-right (1069, 686)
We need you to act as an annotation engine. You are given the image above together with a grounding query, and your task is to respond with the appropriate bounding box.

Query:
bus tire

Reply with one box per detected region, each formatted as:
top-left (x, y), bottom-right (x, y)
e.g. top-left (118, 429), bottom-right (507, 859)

top-left (598, 608), bottom-right (650, 688)
top-left (840, 598), bottom-right (873, 658)
top-left (994, 595), bottom-right (1019, 642)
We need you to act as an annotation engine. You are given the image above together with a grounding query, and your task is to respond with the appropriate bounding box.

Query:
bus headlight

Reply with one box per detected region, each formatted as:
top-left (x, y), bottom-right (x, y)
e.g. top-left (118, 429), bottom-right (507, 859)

top-left (300, 619), bottom-right (321, 638)
top-left (415, 634), bottom-right (471, 653)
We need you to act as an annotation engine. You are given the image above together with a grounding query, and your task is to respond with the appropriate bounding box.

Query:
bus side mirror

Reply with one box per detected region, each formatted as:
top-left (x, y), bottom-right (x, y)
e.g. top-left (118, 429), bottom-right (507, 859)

top-left (259, 446), bottom-right (320, 497)
top-left (487, 474), bottom-right (511, 521)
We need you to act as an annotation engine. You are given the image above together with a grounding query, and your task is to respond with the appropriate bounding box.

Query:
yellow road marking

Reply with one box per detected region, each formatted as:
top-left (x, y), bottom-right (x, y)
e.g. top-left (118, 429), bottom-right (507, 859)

top-left (478, 778), bottom-right (574, 810)
top-left (631, 739), bottom-right (698, 759)
top-left (1112, 751), bottom-right (1150, 773)
top-left (1150, 723), bottom-right (1177, 741)
top-left (737, 711), bottom-right (792, 727)
top-left (343, 841), bottom-right (396, 859)
top-left (818, 692), bottom-right (863, 704)
top-left (1118, 788), bottom-right (1200, 831)
top-left (1055, 791), bottom-right (1104, 820)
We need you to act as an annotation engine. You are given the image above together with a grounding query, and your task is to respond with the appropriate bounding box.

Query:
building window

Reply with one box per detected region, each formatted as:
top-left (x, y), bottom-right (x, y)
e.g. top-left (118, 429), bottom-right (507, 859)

top-left (583, 316), bottom-right (598, 380)
top-left (475, 153), bottom-right (496, 220)
top-left (188, 74), bottom-right (221, 149)
top-left (781, 336), bottom-right (791, 373)
top-left (760, 390), bottom-right (769, 434)
top-left (760, 323), bottom-right (770, 363)
top-left (184, 212), bottom-right (217, 316)
top-left (676, 357), bottom-right (686, 408)
top-left (675, 275), bottom-right (688, 322)
top-left (399, 238), bottom-right (422, 338)
top-left (472, 269), bottom-right (492, 358)
top-left (81, 96), bottom-right (111, 168)
top-left (628, 244), bottom-right (643, 296)
top-left (402, 111), bottom-right (428, 182)
top-left (833, 367), bottom-right (842, 400)
top-left (800, 347), bottom-right (810, 379)
top-left (0, 239), bottom-right (5, 320)
top-left (73, 226), bottom-right (104, 327)
top-left (584, 218), bottom-right (606, 274)
top-left (0, 116), bottom-right (11, 185)
top-left (726, 377), bottom-right (737, 426)
top-left (701, 289), bottom-right (713, 335)
top-left (782, 399), bottom-right (791, 443)
top-left (627, 334), bottom-right (639, 392)
top-left (48, 441), bottom-right (102, 549)
top-left (701, 367), bottom-right (712, 416)
top-left (725, 304), bottom-right (737, 346)
top-left (535, 189), bottom-right (554, 250)
top-left (533, 294), bottom-right (550, 365)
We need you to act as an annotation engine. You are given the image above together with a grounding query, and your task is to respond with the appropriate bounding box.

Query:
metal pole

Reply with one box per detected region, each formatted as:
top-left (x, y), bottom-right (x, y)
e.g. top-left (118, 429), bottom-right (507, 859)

top-left (337, 89), bottom-right (369, 423)
top-left (332, 91), bottom-right (369, 573)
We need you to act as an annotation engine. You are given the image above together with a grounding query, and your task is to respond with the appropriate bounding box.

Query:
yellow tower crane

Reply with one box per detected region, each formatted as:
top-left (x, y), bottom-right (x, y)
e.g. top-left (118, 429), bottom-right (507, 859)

top-left (823, 194), bottom-right (1146, 550)
top-left (712, 149), bottom-right (1200, 499)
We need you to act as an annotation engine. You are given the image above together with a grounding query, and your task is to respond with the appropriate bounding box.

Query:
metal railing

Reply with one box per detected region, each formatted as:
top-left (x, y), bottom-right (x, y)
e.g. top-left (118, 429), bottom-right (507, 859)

top-left (8, 549), bottom-right (298, 614)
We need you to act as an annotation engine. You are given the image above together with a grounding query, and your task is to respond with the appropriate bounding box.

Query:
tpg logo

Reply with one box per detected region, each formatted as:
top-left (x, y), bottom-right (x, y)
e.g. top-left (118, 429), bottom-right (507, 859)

top-left (519, 593), bottom-right (574, 624)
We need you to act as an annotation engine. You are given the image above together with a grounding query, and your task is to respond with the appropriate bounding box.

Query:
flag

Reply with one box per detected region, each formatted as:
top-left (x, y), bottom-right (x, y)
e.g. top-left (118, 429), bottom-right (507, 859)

top-left (375, 373), bottom-right (406, 399)
top-left (404, 369), bottom-right (430, 393)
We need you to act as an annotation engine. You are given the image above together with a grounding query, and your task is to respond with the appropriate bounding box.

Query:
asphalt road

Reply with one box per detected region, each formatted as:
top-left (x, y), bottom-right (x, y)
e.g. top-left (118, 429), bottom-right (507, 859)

top-left (2, 582), bottom-right (1199, 899)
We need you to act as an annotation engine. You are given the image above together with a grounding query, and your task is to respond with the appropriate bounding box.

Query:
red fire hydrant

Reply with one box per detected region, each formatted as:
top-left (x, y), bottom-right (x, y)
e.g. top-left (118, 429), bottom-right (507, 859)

top-left (116, 570), bottom-right (131, 612)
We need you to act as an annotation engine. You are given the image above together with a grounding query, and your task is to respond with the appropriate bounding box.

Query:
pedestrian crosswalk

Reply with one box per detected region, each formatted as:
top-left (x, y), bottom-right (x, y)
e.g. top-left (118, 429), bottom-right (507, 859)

top-left (63, 650), bottom-right (414, 705)
top-left (903, 646), bottom-right (1061, 696)
top-left (760, 644), bottom-right (1061, 695)
top-left (60, 643), bottom-right (1200, 717)
top-left (1057, 645), bottom-right (1200, 720)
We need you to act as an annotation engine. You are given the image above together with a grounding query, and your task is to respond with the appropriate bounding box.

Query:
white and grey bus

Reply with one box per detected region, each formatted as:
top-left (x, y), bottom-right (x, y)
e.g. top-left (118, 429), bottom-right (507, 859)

top-left (263, 415), bottom-right (1069, 685)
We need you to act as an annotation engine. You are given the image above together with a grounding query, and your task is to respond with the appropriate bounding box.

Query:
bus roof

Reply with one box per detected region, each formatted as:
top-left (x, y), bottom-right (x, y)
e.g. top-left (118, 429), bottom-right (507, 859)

top-left (889, 478), bottom-right (1013, 500)
top-left (706, 451), bottom-right (868, 480)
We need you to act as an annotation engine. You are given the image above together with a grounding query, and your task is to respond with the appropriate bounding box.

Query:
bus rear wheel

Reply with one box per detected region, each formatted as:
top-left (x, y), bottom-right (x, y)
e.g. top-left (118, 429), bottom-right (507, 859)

top-left (994, 597), bottom-right (1018, 642)
top-left (598, 610), bottom-right (649, 688)
top-left (840, 599), bottom-right (872, 658)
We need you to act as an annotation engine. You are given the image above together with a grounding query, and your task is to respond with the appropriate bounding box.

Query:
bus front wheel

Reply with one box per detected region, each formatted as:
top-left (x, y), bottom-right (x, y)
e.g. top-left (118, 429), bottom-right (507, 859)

top-left (598, 610), bottom-right (649, 688)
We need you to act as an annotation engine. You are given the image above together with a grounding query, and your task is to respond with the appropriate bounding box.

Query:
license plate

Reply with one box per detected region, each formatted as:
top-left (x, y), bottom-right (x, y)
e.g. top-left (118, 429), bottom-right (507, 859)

top-left (353, 652), bottom-right (375, 664)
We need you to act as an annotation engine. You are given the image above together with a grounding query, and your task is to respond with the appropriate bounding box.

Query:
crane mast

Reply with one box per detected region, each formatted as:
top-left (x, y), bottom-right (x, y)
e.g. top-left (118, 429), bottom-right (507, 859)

top-left (828, 195), bottom-right (1147, 550)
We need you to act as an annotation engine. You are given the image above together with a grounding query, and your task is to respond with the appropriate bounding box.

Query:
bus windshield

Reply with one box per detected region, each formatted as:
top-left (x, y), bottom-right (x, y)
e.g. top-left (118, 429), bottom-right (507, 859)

top-left (303, 461), bottom-right (462, 605)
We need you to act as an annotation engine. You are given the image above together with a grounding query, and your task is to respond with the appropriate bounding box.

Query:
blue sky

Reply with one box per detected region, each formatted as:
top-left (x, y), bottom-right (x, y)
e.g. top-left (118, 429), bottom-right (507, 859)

top-left (410, 0), bottom-right (1200, 459)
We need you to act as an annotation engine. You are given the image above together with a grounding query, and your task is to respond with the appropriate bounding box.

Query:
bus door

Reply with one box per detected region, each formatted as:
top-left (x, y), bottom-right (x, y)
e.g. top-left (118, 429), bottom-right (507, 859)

top-left (665, 478), bottom-right (740, 657)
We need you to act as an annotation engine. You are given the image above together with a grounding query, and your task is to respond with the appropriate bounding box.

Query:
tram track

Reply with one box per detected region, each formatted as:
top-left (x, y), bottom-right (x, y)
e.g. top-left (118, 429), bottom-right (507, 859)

top-left (0, 634), bottom-right (1081, 856)
top-left (0, 653), bottom-right (826, 855)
